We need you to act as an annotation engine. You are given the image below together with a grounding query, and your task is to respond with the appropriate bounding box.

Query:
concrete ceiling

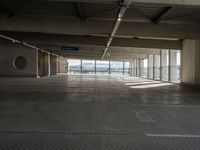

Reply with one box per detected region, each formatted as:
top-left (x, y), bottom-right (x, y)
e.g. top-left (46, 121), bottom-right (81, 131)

top-left (0, 0), bottom-right (199, 60)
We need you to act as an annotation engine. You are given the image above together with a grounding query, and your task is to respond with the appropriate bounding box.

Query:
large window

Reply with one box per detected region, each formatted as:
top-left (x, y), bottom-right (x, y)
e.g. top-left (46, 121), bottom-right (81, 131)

top-left (96, 61), bottom-right (109, 74)
top-left (68, 59), bottom-right (81, 74)
top-left (82, 60), bottom-right (95, 74)
top-left (110, 61), bottom-right (123, 75)
top-left (67, 59), bottom-right (130, 75)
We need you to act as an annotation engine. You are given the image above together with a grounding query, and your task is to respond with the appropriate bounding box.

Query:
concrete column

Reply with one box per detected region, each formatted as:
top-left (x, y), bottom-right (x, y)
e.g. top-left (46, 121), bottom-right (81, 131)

top-left (140, 58), bottom-right (142, 77)
top-left (109, 61), bottom-right (111, 74)
top-left (130, 60), bottom-right (134, 76)
top-left (129, 61), bottom-right (132, 75)
top-left (147, 55), bottom-right (150, 78)
top-left (38, 51), bottom-right (44, 77)
top-left (44, 53), bottom-right (50, 76)
top-left (133, 59), bottom-right (137, 76)
top-left (182, 40), bottom-right (200, 85)
top-left (136, 59), bottom-right (140, 76)
top-left (154, 55), bottom-right (160, 80)
top-left (36, 50), bottom-right (39, 78)
top-left (170, 50), bottom-right (177, 82)
top-left (153, 55), bottom-right (155, 79)
top-left (168, 50), bottom-right (171, 82)
top-left (148, 55), bottom-right (154, 79)
top-left (57, 57), bottom-right (67, 73)
top-left (161, 50), bottom-right (169, 81)
top-left (80, 60), bottom-right (83, 74)
top-left (123, 61), bottom-right (125, 75)
top-left (50, 55), bottom-right (57, 75)
top-left (94, 60), bottom-right (96, 74)
top-left (160, 50), bottom-right (163, 80)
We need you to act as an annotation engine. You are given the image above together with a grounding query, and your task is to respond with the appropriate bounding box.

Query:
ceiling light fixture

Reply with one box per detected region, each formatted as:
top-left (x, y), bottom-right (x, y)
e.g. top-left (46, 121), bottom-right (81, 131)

top-left (118, 18), bottom-right (122, 21)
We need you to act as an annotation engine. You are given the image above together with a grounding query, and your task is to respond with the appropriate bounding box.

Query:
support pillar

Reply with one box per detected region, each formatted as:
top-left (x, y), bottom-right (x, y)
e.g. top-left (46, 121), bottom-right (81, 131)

top-left (182, 39), bottom-right (200, 85)
top-left (160, 50), bottom-right (162, 80)
top-left (123, 61), bottom-right (125, 75)
top-left (50, 55), bottom-right (57, 75)
top-left (95, 60), bottom-right (96, 74)
top-left (109, 61), bottom-right (111, 74)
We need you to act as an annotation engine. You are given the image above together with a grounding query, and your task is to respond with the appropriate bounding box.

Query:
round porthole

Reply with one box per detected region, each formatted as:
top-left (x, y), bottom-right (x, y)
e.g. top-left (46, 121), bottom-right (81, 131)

top-left (13, 56), bottom-right (27, 70)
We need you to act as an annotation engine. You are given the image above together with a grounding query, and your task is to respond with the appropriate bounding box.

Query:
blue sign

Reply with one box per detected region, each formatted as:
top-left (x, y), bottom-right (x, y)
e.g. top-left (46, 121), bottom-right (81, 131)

top-left (61, 46), bottom-right (79, 51)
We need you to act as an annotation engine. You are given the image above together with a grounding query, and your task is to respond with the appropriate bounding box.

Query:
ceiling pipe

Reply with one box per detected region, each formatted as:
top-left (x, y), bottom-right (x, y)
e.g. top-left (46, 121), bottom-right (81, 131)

top-left (0, 34), bottom-right (59, 57)
top-left (101, 0), bottom-right (131, 60)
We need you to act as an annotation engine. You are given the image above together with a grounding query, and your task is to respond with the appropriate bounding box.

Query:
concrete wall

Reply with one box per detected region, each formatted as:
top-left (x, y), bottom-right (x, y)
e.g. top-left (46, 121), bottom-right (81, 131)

top-left (182, 40), bottom-right (200, 85)
top-left (0, 40), bottom-right (38, 77)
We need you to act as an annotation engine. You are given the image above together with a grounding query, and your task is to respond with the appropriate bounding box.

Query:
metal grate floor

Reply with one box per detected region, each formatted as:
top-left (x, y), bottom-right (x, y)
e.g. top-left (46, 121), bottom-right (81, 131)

top-left (1, 132), bottom-right (200, 150)
top-left (0, 75), bottom-right (200, 149)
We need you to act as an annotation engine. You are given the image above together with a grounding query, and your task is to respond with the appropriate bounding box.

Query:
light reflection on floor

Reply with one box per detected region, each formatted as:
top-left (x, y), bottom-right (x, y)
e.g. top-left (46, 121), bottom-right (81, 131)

top-left (117, 76), bottom-right (174, 89)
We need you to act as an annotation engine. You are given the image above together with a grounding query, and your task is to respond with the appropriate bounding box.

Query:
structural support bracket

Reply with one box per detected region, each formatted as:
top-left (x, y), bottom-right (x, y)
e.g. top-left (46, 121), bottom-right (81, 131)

top-left (151, 6), bottom-right (172, 24)
top-left (75, 2), bottom-right (86, 20)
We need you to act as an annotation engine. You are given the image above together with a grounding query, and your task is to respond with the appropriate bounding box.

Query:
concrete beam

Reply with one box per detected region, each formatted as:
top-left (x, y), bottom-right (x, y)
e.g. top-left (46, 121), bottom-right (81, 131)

top-left (112, 38), bottom-right (182, 49)
top-left (117, 22), bottom-right (200, 40)
top-left (61, 53), bottom-right (144, 61)
top-left (41, 0), bottom-right (118, 4)
top-left (41, 0), bottom-right (200, 6)
top-left (0, 16), bottom-right (200, 39)
top-left (0, 16), bottom-right (112, 36)
top-left (36, 44), bottom-right (161, 55)
top-left (1, 32), bottom-right (182, 49)
top-left (133, 0), bottom-right (200, 6)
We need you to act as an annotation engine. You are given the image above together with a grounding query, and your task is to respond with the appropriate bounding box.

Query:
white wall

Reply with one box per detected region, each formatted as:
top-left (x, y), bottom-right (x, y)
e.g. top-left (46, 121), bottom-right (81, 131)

top-left (0, 40), bottom-right (38, 77)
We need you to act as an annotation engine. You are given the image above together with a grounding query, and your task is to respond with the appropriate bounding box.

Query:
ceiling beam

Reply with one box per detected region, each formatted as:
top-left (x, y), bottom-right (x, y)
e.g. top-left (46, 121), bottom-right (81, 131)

top-left (111, 38), bottom-right (182, 49)
top-left (62, 54), bottom-right (146, 60)
top-left (133, 0), bottom-right (200, 6)
top-left (41, 0), bottom-right (200, 6)
top-left (0, 31), bottom-right (182, 49)
top-left (0, 16), bottom-right (200, 39)
top-left (41, 0), bottom-right (118, 4)
top-left (36, 43), bottom-right (161, 55)
top-left (0, 32), bottom-right (182, 49)
top-left (117, 22), bottom-right (200, 39)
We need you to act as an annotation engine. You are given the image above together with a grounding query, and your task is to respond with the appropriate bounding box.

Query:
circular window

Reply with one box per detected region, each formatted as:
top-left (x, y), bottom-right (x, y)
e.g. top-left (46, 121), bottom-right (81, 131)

top-left (13, 56), bottom-right (27, 70)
